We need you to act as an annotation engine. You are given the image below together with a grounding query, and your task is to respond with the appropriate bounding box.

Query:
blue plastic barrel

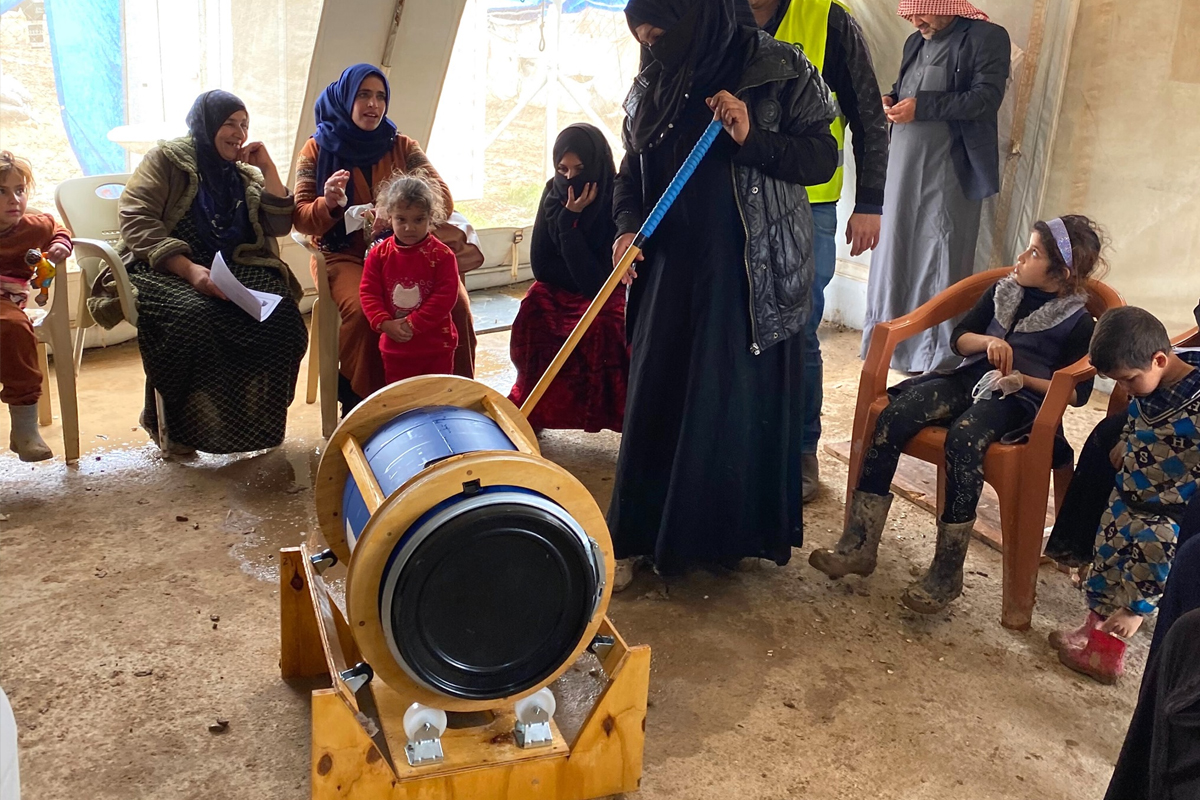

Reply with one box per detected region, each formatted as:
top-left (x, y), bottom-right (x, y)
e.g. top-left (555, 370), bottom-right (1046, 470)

top-left (341, 406), bottom-right (517, 549)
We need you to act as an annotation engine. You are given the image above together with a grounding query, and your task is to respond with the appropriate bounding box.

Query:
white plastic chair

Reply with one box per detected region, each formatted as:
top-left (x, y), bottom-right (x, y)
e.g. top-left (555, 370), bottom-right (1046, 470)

top-left (24, 251), bottom-right (78, 462)
top-left (53, 175), bottom-right (179, 451)
top-left (291, 231), bottom-right (338, 438)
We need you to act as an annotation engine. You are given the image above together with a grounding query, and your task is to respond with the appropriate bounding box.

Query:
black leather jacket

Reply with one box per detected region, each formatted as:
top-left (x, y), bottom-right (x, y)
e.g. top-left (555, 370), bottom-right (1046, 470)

top-left (615, 31), bottom-right (837, 354)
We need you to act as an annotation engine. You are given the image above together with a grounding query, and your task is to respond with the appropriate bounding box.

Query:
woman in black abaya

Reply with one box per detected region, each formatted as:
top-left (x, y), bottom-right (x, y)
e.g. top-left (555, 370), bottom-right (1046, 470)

top-left (608, 0), bottom-right (837, 587)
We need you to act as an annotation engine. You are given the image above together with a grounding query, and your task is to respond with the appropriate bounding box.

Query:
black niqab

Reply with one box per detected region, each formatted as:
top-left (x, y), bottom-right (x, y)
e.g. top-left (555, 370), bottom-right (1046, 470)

top-left (530, 123), bottom-right (616, 297)
top-left (623, 0), bottom-right (740, 153)
top-left (185, 90), bottom-right (252, 260)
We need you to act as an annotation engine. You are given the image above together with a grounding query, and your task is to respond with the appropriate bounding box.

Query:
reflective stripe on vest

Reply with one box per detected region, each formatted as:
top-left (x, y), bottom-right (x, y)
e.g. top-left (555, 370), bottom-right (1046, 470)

top-left (774, 0), bottom-right (848, 205)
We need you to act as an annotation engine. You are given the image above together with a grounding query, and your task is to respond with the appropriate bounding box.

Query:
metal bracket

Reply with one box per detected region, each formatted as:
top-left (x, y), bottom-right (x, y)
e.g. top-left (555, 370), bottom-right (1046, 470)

top-left (338, 662), bottom-right (373, 694)
top-left (403, 703), bottom-right (448, 766)
top-left (405, 727), bottom-right (445, 766)
top-left (513, 688), bottom-right (556, 749)
top-left (310, 548), bottom-right (339, 575)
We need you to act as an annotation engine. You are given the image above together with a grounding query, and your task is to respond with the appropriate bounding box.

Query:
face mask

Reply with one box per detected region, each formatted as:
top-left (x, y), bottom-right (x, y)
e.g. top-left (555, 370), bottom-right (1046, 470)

top-left (553, 173), bottom-right (589, 199)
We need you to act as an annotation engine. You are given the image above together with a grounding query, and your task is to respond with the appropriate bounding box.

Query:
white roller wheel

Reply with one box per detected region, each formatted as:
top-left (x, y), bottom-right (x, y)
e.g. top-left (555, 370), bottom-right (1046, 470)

top-left (403, 703), bottom-right (448, 741)
top-left (514, 688), bottom-right (557, 724)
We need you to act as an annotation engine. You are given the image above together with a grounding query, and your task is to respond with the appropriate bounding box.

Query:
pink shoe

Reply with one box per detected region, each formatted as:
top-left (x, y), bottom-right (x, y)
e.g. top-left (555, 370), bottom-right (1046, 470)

top-left (1058, 628), bottom-right (1126, 685)
top-left (1049, 611), bottom-right (1103, 652)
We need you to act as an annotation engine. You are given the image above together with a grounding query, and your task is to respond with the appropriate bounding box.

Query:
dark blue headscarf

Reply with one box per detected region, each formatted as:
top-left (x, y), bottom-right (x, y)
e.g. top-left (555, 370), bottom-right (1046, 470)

top-left (312, 64), bottom-right (397, 251)
top-left (313, 63), bottom-right (397, 203)
top-left (185, 90), bottom-right (252, 261)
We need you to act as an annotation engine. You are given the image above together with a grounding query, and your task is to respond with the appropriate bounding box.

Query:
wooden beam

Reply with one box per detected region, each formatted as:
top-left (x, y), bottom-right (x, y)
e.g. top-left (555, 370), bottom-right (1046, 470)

top-left (342, 435), bottom-right (385, 515)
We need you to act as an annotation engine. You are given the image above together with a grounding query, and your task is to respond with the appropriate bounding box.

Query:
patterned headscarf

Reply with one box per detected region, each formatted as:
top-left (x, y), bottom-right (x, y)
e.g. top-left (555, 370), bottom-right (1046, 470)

top-left (897, 0), bottom-right (989, 21)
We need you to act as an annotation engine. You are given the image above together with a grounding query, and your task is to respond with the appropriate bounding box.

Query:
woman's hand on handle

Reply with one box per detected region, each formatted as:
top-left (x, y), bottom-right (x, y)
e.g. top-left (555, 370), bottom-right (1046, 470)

top-left (612, 232), bottom-right (642, 286)
top-left (323, 169), bottom-right (351, 212)
top-left (706, 91), bottom-right (750, 146)
top-left (564, 183), bottom-right (598, 213)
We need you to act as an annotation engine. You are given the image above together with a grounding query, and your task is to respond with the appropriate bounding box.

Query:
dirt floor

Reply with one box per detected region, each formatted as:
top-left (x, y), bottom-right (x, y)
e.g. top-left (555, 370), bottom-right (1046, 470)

top-left (0, 324), bottom-right (1144, 799)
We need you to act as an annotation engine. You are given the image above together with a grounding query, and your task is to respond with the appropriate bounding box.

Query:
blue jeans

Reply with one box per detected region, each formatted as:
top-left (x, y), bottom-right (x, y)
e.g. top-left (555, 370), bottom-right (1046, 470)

top-left (803, 203), bottom-right (838, 454)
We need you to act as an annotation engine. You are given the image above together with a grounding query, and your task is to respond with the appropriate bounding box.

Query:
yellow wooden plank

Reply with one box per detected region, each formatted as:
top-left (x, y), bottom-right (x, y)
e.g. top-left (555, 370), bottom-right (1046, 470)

top-left (342, 435), bottom-right (385, 515)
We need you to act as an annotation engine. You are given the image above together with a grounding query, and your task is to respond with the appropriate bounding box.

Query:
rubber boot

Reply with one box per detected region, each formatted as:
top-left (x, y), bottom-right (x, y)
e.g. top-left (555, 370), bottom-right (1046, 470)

top-left (901, 517), bottom-right (974, 614)
top-left (1058, 627), bottom-right (1126, 685)
top-left (801, 454), bottom-right (820, 504)
top-left (809, 490), bottom-right (893, 578)
top-left (1049, 610), bottom-right (1104, 652)
top-left (8, 403), bottom-right (52, 462)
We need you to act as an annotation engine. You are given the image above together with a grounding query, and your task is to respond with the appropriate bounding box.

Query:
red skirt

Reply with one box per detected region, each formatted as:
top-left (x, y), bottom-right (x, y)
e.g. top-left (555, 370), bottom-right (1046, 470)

top-left (508, 281), bottom-right (628, 433)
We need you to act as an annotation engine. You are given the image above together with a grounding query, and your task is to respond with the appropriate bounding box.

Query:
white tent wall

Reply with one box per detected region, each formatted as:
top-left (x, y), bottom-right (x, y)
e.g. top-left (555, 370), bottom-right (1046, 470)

top-left (1041, 0), bottom-right (1200, 333)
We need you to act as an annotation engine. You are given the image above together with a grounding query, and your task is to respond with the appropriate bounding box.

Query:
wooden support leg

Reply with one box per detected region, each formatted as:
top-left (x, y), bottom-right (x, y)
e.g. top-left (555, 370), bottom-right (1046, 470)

top-left (36, 342), bottom-right (52, 426)
top-left (999, 478), bottom-right (1044, 631)
top-left (281, 547), bottom-right (331, 680)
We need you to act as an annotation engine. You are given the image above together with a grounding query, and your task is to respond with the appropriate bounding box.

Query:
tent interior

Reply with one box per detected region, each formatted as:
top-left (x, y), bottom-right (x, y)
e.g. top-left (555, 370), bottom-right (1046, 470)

top-left (0, 0), bottom-right (1198, 798)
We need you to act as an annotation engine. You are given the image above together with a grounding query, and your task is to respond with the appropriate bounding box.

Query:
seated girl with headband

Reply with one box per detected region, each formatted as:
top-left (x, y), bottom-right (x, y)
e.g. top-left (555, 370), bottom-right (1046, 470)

top-left (810, 216), bottom-right (1106, 616)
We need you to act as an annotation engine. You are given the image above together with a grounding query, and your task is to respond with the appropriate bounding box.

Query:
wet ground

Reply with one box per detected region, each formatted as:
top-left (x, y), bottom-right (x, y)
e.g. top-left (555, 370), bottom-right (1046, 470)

top-left (0, 323), bottom-right (1142, 799)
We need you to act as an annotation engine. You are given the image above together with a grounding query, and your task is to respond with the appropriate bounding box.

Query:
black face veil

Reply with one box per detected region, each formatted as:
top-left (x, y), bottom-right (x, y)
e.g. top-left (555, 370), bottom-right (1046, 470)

top-left (623, 0), bottom-right (740, 154)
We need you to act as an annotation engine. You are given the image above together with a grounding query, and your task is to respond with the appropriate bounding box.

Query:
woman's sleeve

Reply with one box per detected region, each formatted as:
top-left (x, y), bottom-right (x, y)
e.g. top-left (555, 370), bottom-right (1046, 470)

top-left (359, 246), bottom-right (392, 333)
top-left (554, 211), bottom-right (610, 298)
top-left (258, 186), bottom-right (296, 238)
top-left (613, 148), bottom-right (644, 237)
top-left (293, 139), bottom-right (341, 237)
top-left (117, 148), bottom-right (192, 270)
top-left (950, 284), bottom-right (998, 354)
top-left (733, 59), bottom-right (839, 185)
top-left (401, 139), bottom-right (455, 217)
top-left (406, 247), bottom-right (460, 335)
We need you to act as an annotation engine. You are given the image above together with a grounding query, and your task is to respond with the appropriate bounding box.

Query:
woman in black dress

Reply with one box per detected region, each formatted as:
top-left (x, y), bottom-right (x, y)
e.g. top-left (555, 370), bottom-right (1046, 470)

top-left (608, 0), bottom-right (837, 587)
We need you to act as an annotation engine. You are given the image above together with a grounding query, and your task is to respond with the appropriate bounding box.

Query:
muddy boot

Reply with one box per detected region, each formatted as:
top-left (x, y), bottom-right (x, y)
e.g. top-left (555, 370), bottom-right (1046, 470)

top-left (1049, 610), bottom-right (1104, 652)
top-left (809, 490), bottom-right (893, 578)
top-left (801, 454), bottom-right (820, 504)
top-left (1058, 628), bottom-right (1126, 684)
top-left (8, 404), bottom-right (52, 462)
top-left (902, 518), bottom-right (974, 614)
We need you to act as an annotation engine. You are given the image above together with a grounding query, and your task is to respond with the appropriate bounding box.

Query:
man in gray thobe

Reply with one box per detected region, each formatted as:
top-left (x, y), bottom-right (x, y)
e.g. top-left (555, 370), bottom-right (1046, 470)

top-left (862, 0), bottom-right (1010, 372)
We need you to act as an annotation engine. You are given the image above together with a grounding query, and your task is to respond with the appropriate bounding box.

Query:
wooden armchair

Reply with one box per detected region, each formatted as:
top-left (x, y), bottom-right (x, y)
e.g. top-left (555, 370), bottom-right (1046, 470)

top-left (846, 267), bottom-right (1124, 630)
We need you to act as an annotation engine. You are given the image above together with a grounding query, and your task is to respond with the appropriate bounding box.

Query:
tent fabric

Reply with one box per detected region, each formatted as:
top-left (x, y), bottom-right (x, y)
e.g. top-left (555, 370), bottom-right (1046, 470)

top-left (45, 0), bottom-right (126, 175)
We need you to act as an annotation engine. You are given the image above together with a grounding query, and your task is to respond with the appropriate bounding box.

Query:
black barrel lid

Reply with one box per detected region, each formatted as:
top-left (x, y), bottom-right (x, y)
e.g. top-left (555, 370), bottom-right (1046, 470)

top-left (387, 501), bottom-right (598, 700)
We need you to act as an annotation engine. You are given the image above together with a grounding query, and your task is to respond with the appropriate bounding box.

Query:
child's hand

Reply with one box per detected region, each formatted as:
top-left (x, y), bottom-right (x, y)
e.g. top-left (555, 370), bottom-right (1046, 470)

top-left (986, 337), bottom-right (1014, 374)
top-left (370, 208), bottom-right (389, 239)
top-left (1109, 440), bottom-right (1126, 469)
top-left (45, 242), bottom-right (71, 263)
top-left (323, 170), bottom-right (350, 211)
top-left (381, 318), bottom-right (414, 344)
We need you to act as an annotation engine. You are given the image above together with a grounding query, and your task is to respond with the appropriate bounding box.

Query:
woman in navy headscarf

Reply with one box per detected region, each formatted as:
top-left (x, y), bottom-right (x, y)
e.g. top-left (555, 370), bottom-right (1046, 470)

top-left (293, 64), bottom-right (480, 412)
top-left (112, 89), bottom-right (308, 454)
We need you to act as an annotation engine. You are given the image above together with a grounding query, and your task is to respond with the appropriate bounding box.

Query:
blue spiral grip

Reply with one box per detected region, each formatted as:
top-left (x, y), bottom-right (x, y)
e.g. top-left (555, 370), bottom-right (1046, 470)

top-left (636, 119), bottom-right (723, 243)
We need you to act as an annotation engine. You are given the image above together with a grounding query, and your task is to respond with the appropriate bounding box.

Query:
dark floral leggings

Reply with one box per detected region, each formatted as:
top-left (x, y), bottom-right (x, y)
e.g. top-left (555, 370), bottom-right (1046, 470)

top-left (857, 372), bottom-right (1028, 524)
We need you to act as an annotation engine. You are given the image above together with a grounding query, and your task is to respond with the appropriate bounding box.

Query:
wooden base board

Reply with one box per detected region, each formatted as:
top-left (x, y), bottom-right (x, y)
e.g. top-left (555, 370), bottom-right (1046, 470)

top-left (823, 440), bottom-right (1055, 559)
top-left (282, 547), bottom-right (650, 800)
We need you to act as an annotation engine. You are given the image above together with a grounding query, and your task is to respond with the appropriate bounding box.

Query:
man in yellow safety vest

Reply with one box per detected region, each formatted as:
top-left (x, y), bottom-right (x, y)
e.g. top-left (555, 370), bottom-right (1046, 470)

top-left (744, 0), bottom-right (889, 502)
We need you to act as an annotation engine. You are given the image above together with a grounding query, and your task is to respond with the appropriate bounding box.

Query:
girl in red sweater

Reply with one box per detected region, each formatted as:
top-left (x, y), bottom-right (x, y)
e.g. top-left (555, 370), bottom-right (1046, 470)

top-left (359, 174), bottom-right (459, 384)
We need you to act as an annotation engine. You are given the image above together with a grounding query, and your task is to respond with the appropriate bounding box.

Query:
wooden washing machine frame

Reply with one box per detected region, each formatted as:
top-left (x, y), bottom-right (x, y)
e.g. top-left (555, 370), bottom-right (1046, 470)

top-left (280, 376), bottom-right (651, 800)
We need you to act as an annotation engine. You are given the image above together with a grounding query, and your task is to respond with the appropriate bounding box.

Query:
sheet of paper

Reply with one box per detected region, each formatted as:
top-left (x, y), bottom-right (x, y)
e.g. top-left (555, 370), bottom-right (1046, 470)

top-left (210, 252), bottom-right (281, 322)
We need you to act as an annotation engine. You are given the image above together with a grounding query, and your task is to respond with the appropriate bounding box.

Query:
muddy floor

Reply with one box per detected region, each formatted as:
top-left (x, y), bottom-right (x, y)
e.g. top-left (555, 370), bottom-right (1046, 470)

top-left (0, 325), bottom-right (1142, 799)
